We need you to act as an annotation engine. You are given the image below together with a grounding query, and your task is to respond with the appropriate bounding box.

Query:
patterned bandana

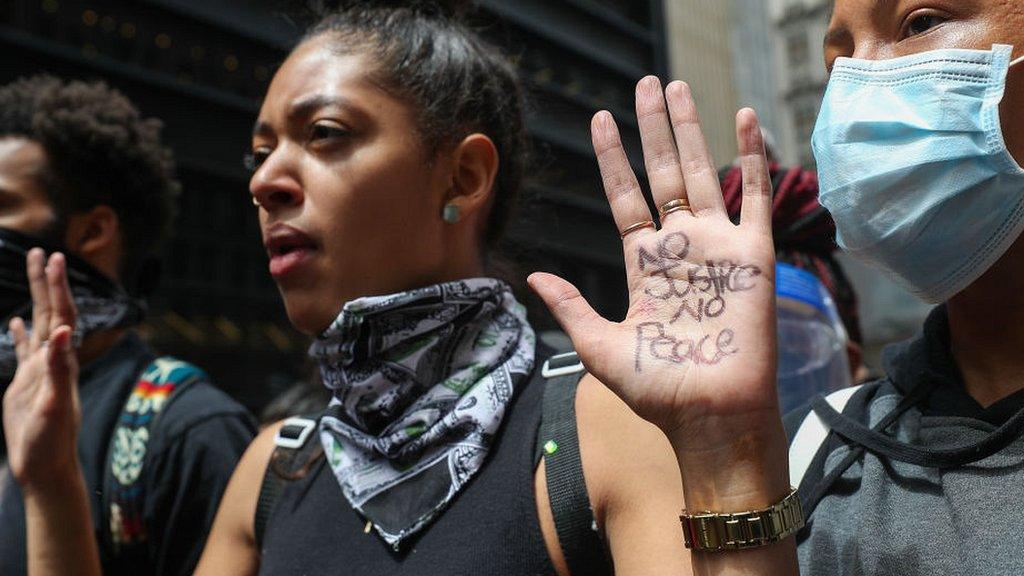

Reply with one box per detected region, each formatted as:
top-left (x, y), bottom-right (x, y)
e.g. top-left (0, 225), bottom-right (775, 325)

top-left (311, 278), bottom-right (535, 548)
top-left (0, 228), bottom-right (145, 383)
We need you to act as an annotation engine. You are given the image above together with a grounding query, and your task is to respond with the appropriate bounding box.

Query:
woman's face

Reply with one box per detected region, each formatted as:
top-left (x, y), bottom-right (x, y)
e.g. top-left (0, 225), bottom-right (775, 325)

top-left (250, 36), bottom-right (454, 335)
top-left (826, 0), bottom-right (1024, 163)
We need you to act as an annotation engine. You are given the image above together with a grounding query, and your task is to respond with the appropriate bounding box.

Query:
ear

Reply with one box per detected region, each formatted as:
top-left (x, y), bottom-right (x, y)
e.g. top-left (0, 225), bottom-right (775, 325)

top-left (62, 205), bottom-right (122, 278)
top-left (445, 133), bottom-right (499, 222)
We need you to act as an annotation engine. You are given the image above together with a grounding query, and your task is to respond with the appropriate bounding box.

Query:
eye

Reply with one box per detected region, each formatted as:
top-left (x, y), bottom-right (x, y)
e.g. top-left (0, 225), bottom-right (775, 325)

top-left (902, 11), bottom-right (947, 39)
top-left (244, 148), bottom-right (271, 173)
top-left (309, 122), bottom-right (349, 143)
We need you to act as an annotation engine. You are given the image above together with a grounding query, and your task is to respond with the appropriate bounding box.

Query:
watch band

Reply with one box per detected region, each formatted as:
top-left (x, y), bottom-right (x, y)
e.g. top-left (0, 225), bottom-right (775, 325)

top-left (680, 488), bottom-right (805, 552)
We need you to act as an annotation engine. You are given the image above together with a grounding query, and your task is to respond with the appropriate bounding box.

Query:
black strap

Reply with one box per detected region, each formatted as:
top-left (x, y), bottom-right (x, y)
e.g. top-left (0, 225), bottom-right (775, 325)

top-left (534, 352), bottom-right (613, 576)
top-left (253, 463), bottom-right (285, 552)
top-left (799, 378), bottom-right (939, 521)
top-left (812, 381), bottom-right (1024, 469)
top-left (254, 414), bottom-right (324, 551)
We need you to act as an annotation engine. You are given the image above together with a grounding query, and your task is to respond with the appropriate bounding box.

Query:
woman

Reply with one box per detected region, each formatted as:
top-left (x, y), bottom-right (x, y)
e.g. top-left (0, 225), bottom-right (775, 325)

top-left (4, 3), bottom-right (692, 575)
top-left (530, 0), bottom-right (1024, 575)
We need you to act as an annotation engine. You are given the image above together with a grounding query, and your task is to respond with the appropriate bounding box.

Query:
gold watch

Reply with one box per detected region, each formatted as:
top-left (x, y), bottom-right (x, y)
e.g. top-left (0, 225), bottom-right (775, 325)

top-left (680, 488), bottom-right (805, 552)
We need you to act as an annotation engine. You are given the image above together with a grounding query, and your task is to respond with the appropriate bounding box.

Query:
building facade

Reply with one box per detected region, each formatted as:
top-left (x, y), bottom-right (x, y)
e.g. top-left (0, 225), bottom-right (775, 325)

top-left (664, 0), bottom-right (738, 164)
top-left (770, 0), bottom-right (830, 167)
top-left (666, 0), bottom-right (786, 166)
top-left (730, 0), bottom-right (782, 158)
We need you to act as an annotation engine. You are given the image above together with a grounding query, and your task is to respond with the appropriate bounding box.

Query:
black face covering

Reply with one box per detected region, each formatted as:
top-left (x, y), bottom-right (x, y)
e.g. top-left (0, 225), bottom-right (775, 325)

top-left (0, 227), bottom-right (145, 383)
top-left (0, 226), bottom-right (145, 461)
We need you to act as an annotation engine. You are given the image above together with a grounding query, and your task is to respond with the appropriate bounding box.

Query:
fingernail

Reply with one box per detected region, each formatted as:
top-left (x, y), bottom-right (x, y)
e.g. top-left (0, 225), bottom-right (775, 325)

top-left (640, 75), bottom-right (661, 90)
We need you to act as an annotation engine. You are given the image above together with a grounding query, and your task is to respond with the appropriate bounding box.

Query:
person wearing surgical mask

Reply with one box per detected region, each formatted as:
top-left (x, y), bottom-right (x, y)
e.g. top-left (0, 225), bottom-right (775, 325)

top-left (523, 1), bottom-right (1024, 575)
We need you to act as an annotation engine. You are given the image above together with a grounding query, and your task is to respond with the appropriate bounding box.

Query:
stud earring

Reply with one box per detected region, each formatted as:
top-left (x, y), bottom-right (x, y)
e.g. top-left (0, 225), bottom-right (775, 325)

top-left (442, 202), bottom-right (461, 223)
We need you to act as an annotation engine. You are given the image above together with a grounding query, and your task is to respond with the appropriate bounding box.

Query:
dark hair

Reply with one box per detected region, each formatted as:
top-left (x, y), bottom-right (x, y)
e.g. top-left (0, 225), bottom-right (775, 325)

top-left (0, 75), bottom-right (179, 292)
top-left (302, 0), bottom-right (527, 251)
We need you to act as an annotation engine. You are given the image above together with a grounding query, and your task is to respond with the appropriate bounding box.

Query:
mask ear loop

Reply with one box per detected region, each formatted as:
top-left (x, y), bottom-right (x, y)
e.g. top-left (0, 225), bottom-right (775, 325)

top-left (1011, 53), bottom-right (1024, 68)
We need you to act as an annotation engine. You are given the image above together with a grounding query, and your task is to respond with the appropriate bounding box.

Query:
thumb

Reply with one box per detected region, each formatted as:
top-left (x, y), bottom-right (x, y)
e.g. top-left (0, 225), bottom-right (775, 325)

top-left (527, 272), bottom-right (608, 357)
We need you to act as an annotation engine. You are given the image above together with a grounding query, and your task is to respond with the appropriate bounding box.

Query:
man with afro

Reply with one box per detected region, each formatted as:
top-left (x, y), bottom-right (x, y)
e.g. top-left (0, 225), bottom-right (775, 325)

top-left (0, 75), bottom-right (255, 576)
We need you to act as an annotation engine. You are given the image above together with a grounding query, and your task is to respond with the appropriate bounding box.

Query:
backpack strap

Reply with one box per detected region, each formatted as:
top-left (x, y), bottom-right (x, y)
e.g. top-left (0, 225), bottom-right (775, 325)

top-left (103, 357), bottom-right (208, 566)
top-left (788, 385), bottom-right (862, 489)
top-left (533, 351), bottom-right (612, 576)
top-left (254, 414), bottom-right (323, 552)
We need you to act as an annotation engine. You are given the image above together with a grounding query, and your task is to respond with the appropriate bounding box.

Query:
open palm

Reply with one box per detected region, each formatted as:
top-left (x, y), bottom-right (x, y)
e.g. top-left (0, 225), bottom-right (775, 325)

top-left (530, 77), bottom-right (779, 440)
top-left (2, 250), bottom-right (80, 486)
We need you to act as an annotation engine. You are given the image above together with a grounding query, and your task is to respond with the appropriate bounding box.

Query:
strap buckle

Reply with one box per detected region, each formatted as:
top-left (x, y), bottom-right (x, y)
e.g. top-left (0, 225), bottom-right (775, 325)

top-left (541, 352), bottom-right (585, 378)
top-left (275, 416), bottom-right (317, 449)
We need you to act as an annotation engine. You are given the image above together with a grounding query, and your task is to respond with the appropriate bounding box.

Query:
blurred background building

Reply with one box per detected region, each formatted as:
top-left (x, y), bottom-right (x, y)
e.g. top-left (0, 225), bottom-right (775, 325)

top-left (0, 0), bottom-right (669, 411)
top-left (770, 0), bottom-right (830, 168)
top-left (665, 0), bottom-right (781, 167)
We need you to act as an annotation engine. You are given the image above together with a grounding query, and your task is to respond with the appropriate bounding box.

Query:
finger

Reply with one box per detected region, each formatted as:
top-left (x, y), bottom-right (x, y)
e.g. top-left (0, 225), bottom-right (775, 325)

top-left (591, 111), bottom-right (656, 242)
top-left (527, 272), bottom-right (608, 359)
top-left (665, 81), bottom-right (727, 217)
top-left (9, 317), bottom-right (29, 363)
top-left (46, 325), bottom-right (76, 400)
top-left (736, 109), bottom-right (773, 235)
top-left (46, 253), bottom-right (77, 336)
top-left (26, 248), bottom-right (50, 351)
top-left (635, 76), bottom-right (688, 214)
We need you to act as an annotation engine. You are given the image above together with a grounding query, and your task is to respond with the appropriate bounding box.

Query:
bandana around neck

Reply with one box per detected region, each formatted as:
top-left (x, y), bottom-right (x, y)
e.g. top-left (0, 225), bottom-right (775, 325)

top-left (0, 228), bottom-right (145, 383)
top-left (310, 278), bottom-right (536, 548)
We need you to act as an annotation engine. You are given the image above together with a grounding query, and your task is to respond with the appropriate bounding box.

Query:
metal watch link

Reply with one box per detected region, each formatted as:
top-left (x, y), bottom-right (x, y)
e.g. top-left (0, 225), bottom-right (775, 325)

top-left (680, 488), bottom-right (805, 552)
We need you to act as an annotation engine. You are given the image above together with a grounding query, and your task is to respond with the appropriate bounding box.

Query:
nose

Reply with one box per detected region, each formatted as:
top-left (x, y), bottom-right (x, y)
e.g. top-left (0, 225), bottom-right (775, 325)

top-left (851, 39), bottom-right (900, 62)
top-left (249, 147), bottom-right (303, 211)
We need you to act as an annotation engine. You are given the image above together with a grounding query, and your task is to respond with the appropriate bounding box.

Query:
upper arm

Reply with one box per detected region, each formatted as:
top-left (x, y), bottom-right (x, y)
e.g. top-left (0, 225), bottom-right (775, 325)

top-left (575, 375), bottom-right (693, 576)
top-left (193, 421), bottom-right (282, 576)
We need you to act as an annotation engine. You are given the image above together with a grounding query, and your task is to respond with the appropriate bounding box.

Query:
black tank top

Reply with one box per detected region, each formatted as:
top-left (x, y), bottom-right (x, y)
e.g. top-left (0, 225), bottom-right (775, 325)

top-left (258, 365), bottom-right (556, 575)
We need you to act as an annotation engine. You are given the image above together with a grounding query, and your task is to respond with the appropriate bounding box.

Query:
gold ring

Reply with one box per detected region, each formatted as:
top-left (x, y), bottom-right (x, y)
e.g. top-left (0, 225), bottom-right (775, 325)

top-left (659, 198), bottom-right (692, 218)
top-left (620, 220), bottom-right (655, 239)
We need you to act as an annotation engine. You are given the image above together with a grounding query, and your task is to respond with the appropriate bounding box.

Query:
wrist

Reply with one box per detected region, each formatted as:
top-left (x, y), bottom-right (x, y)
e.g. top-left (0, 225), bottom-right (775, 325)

top-left (19, 459), bottom-right (84, 500)
top-left (669, 410), bottom-right (791, 512)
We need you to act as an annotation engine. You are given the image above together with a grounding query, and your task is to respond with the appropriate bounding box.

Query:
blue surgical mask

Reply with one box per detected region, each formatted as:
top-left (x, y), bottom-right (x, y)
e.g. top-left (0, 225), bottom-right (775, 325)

top-left (812, 44), bottom-right (1024, 303)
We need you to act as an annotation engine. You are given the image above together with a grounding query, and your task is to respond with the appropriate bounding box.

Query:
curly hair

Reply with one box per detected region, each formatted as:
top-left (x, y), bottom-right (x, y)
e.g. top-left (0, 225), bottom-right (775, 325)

top-left (0, 75), bottom-right (179, 293)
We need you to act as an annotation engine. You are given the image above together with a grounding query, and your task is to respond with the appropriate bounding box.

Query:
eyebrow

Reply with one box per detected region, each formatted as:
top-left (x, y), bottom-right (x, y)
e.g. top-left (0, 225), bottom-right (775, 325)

top-left (823, 0), bottom-right (900, 50)
top-left (251, 94), bottom-right (362, 138)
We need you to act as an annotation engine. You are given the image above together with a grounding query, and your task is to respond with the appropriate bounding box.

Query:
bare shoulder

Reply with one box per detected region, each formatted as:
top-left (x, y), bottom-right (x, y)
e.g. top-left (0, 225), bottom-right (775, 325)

top-left (193, 421), bottom-right (283, 576)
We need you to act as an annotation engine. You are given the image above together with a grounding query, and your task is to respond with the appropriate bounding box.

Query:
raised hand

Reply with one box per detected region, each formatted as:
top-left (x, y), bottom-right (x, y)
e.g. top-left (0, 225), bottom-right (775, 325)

top-left (529, 77), bottom-right (779, 445)
top-left (2, 249), bottom-right (80, 490)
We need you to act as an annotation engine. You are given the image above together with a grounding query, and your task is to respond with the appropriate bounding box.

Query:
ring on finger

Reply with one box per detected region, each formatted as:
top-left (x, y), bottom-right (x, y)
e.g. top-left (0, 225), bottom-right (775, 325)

top-left (620, 220), bottom-right (655, 239)
top-left (659, 198), bottom-right (692, 218)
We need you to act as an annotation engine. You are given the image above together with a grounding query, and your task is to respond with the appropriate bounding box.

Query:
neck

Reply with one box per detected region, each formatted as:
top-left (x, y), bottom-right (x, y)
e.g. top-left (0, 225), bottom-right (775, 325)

top-left (77, 328), bottom-right (126, 366)
top-left (946, 238), bottom-right (1024, 407)
top-left (438, 249), bottom-right (487, 286)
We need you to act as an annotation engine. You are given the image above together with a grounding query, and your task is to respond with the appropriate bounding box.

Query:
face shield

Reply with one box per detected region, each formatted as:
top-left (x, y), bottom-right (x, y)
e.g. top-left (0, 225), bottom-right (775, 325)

top-left (775, 262), bottom-right (852, 414)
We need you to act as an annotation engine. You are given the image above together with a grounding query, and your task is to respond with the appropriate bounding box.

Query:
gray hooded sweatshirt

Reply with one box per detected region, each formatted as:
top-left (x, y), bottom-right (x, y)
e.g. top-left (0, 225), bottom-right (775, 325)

top-left (784, 306), bottom-right (1024, 575)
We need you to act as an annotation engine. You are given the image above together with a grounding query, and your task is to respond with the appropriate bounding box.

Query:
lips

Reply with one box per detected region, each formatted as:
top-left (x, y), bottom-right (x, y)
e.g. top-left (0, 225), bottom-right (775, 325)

top-left (263, 224), bottom-right (318, 279)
